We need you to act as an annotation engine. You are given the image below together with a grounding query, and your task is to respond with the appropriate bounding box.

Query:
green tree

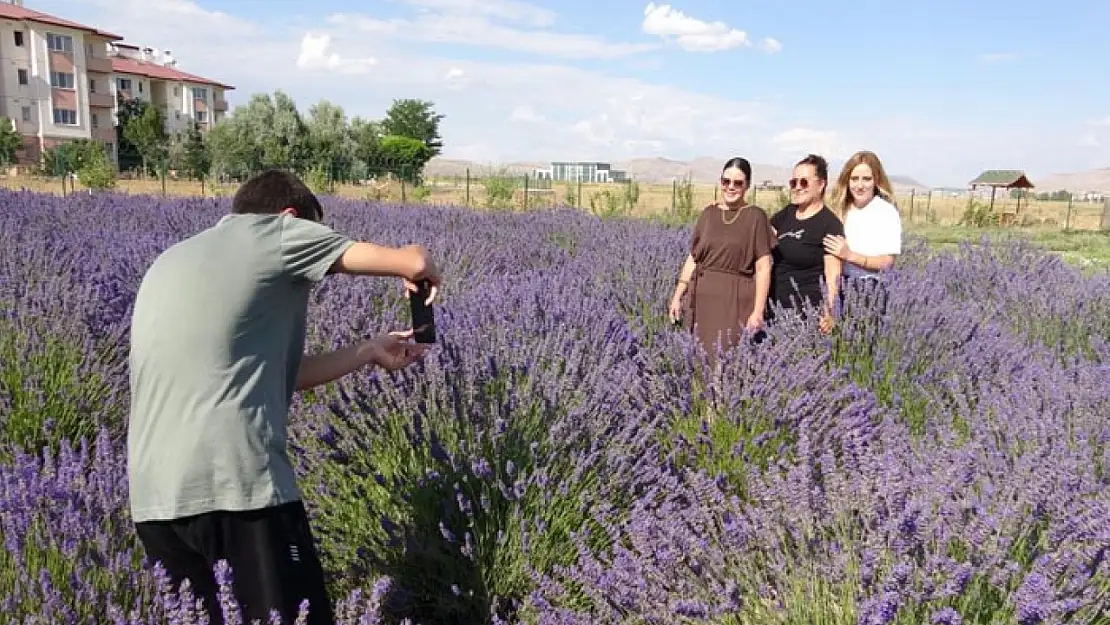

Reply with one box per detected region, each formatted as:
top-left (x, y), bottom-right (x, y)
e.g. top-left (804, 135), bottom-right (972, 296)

top-left (0, 117), bottom-right (22, 167)
top-left (381, 99), bottom-right (444, 156)
top-left (114, 95), bottom-right (147, 172)
top-left (43, 139), bottom-right (108, 194)
top-left (123, 104), bottom-right (169, 178)
top-left (375, 134), bottom-right (433, 184)
top-left (181, 123), bottom-right (211, 191)
top-left (203, 92), bottom-right (446, 184)
top-left (76, 143), bottom-right (117, 191)
top-left (206, 115), bottom-right (258, 180)
top-left (242, 91), bottom-right (309, 172)
top-left (350, 117), bottom-right (382, 163)
top-left (305, 100), bottom-right (356, 183)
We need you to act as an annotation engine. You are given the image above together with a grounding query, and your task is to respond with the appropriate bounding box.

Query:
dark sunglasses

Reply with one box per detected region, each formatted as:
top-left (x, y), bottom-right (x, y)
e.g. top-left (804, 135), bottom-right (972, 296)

top-left (789, 177), bottom-right (811, 189)
top-left (720, 177), bottom-right (747, 189)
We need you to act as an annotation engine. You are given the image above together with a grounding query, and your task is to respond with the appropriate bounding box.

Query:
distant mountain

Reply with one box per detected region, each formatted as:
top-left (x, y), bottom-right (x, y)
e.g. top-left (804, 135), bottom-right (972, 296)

top-left (1035, 167), bottom-right (1110, 194)
top-left (424, 155), bottom-right (930, 191)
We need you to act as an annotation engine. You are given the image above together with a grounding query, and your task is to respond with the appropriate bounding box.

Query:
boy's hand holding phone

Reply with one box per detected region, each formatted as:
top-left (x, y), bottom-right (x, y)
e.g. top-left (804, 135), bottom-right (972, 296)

top-left (402, 245), bottom-right (441, 305)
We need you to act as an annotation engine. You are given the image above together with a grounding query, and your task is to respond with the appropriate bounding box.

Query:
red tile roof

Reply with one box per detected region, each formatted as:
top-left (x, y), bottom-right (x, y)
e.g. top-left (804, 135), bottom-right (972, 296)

top-left (0, 4), bottom-right (122, 40)
top-left (111, 57), bottom-right (234, 90)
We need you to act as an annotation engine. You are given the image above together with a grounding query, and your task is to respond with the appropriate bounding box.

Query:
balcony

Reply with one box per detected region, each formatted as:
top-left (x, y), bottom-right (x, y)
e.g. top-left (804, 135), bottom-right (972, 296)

top-left (213, 98), bottom-right (227, 111)
top-left (86, 56), bottom-right (113, 74)
top-left (91, 125), bottom-right (116, 144)
top-left (89, 92), bottom-right (114, 108)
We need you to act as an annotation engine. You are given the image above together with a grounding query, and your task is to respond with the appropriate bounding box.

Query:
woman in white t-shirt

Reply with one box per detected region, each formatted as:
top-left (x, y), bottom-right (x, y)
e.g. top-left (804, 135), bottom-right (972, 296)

top-left (821, 150), bottom-right (902, 316)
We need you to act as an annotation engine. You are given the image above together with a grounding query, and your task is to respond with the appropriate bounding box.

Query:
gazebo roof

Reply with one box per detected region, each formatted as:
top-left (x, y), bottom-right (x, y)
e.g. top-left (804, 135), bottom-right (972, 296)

top-left (969, 169), bottom-right (1035, 188)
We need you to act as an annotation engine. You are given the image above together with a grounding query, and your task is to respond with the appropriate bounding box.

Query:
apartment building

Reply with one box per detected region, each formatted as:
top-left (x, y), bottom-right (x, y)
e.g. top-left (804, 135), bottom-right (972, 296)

top-left (0, 0), bottom-right (232, 168)
top-left (109, 43), bottom-right (231, 137)
top-left (0, 1), bottom-right (120, 165)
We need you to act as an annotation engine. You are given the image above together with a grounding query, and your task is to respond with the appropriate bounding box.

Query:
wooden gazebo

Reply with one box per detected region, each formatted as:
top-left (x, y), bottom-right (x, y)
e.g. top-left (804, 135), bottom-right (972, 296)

top-left (968, 169), bottom-right (1035, 214)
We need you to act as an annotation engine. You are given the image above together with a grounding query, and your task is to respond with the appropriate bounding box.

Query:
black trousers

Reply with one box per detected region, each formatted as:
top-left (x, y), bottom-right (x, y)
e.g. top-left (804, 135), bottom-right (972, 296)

top-left (135, 501), bottom-right (334, 625)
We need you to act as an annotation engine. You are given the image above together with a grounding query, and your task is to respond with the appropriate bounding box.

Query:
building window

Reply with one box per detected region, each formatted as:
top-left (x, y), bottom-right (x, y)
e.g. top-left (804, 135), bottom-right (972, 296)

top-left (47, 33), bottom-right (73, 53)
top-left (118, 78), bottom-right (131, 91)
top-left (196, 110), bottom-right (208, 123)
top-left (174, 86), bottom-right (180, 96)
top-left (50, 72), bottom-right (75, 89)
top-left (138, 82), bottom-right (143, 93)
top-left (92, 113), bottom-right (99, 128)
top-left (53, 109), bottom-right (77, 125)
top-left (86, 43), bottom-right (94, 56)
top-left (22, 107), bottom-right (30, 122)
top-left (18, 69), bottom-right (27, 85)
top-left (192, 87), bottom-right (208, 100)
top-left (14, 31), bottom-right (23, 46)
top-left (89, 79), bottom-right (97, 93)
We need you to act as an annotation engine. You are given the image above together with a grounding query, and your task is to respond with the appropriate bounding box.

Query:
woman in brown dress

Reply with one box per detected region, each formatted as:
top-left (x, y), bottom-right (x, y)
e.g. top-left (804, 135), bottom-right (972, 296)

top-left (668, 157), bottom-right (778, 362)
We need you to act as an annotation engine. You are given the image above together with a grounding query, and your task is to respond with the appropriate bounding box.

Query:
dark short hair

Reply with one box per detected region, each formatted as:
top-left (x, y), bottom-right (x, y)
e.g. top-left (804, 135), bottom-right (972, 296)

top-left (721, 157), bottom-right (752, 182)
top-left (231, 169), bottom-right (324, 222)
top-left (795, 154), bottom-right (828, 182)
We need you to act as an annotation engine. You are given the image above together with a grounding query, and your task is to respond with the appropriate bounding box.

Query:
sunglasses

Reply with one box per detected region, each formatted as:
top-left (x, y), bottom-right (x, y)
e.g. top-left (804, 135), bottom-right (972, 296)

top-left (789, 177), bottom-right (811, 189)
top-left (720, 177), bottom-right (747, 189)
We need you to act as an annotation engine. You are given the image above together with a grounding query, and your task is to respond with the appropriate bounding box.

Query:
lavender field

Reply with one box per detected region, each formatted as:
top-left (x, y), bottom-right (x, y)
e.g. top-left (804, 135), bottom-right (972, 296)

top-left (2, 188), bottom-right (1110, 625)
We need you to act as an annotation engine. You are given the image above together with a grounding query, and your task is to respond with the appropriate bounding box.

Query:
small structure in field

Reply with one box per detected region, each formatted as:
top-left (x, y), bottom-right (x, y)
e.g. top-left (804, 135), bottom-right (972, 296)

top-left (968, 169), bottom-right (1036, 218)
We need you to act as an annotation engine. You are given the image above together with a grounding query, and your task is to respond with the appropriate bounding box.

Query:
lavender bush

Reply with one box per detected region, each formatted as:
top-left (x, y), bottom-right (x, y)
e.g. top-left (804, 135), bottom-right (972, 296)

top-left (1, 188), bottom-right (1109, 625)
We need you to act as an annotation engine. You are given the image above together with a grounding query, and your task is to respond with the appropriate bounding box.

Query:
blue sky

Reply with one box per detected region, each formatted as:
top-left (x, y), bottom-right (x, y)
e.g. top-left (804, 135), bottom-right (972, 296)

top-left (39, 0), bottom-right (1110, 187)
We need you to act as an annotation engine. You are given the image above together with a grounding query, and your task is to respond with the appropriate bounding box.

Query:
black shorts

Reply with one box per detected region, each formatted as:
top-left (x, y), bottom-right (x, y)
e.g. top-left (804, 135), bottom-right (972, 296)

top-left (134, 501), bottom-right (333, 625)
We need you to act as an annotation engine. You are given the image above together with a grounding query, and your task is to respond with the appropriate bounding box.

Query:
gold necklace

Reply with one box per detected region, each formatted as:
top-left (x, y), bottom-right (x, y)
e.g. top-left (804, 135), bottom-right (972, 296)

top-left (720, 203), bottom-right (745, 225)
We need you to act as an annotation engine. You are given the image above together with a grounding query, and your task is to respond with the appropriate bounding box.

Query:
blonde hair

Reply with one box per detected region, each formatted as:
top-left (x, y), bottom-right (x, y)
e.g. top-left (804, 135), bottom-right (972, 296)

top-left (830, 151), bottom-right (897, 218)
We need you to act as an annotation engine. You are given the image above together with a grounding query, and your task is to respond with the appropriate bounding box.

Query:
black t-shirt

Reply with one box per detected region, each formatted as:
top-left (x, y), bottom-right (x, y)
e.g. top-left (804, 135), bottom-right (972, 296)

top-left (769, 204), bottom-right (844, 310)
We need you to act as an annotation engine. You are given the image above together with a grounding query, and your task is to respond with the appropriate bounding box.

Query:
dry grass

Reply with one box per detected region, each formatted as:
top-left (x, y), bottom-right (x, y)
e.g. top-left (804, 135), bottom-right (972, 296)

top-left (2, 173), bottom-right (1106, 231)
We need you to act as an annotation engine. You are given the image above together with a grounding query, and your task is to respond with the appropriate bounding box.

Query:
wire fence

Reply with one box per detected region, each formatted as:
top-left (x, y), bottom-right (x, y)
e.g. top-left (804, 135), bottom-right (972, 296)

top-left (3, 162), bottom-right (1109, 233)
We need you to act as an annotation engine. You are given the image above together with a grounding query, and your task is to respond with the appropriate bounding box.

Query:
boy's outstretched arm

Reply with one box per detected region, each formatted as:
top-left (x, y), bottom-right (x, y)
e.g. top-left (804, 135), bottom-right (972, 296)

top-left (331, 242), bottom-right (435, 281)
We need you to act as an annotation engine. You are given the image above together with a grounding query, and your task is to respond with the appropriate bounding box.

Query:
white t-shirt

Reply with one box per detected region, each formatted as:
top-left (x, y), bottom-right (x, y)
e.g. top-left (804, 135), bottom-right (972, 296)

top-left (842, 195), bottom-right (902, 278)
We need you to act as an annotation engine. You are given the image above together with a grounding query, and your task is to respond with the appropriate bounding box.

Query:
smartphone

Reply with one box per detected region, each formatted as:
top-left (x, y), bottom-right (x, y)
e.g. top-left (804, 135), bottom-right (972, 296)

top-left (409, 280), bottom-right (436, 343)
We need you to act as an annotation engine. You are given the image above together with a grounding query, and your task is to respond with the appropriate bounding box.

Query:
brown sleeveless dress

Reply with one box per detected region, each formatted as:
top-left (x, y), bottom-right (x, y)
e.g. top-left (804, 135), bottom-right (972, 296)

top-left (681, 203), bottom-right (778, 359)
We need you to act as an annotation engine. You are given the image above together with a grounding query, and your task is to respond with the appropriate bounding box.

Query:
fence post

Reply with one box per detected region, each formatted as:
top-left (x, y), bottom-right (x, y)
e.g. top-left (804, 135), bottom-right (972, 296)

top-left (1100, 197), bottom-right (1110, 232)
top-left (1065, 193), bottom-right (1073, 230)
top-left (523, 173), bottom-right (529, 210)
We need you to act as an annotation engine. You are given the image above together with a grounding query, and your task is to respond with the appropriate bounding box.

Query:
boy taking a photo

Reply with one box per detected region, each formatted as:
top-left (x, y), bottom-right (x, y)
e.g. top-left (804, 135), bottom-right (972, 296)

top-left (126, 168), bottom-right (441, 625)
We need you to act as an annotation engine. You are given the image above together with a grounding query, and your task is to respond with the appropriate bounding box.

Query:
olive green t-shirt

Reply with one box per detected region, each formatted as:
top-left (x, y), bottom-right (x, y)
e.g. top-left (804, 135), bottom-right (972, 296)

top-left (126, 213), bottom-right (354, 522)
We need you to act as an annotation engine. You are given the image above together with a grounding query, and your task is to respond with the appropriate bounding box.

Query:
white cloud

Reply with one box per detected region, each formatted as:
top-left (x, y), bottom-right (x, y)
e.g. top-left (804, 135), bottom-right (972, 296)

top-left (443, 67), bottom-right (467, 90)
top-left (1092, 115), bottom-right (1110, 127)
top-left (1078, 135), bottom-right (1100, 148)
top-left (510, 105), bottom-right (545, 123)
top-left (332, 12), bottom-right (655, 59)
top-left (397, 0), bottom-right (557, 27)
top-left (296, 33), bottom-right (377, 74)
top-left (642, 2), bottom-right (777, 53)
top-left (759, 37), bottom-right (782, 54)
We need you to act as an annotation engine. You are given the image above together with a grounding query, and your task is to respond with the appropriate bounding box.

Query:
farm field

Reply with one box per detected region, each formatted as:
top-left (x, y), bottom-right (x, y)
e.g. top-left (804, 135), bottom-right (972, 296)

top-left (2, 188), bottom-right (1110, 624)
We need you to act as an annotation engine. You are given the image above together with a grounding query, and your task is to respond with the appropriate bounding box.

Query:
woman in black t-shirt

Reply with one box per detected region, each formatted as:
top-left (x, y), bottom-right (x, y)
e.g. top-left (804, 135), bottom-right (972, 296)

top-left (767, 154), bottom-right (844, 333)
